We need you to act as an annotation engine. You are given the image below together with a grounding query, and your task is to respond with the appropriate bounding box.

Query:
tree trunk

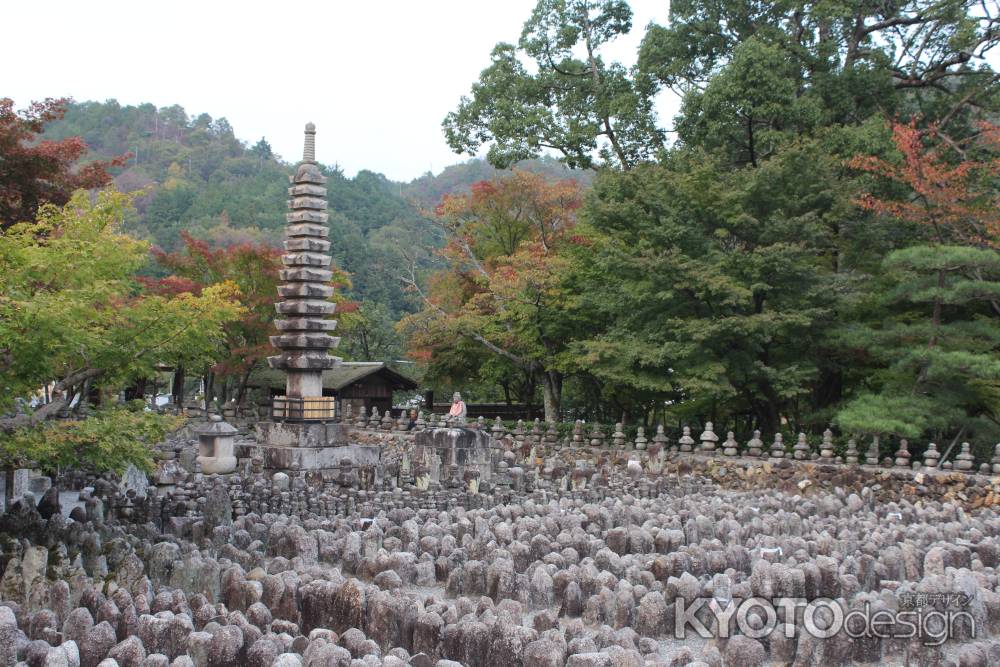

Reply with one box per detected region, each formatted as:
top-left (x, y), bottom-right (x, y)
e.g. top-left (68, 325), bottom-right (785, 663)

top-left (916, 268), bottom-right (946, 388)
top-left (203, 369), bottom-right (214, 415)
top-left (518, 372), bottom-right (537, 417)
top-left (173, 365), bottom-right (185, 414)
top-left (541, 370), bottom-right (562, 424)
top-left (360, 330), bottom-right (371, 361)
top-left (75, 378), bottom-right (92, 415)
top-left (125, 377), bottom-right (147, 402)
top-left (235, 361), bottom-right (257, 408)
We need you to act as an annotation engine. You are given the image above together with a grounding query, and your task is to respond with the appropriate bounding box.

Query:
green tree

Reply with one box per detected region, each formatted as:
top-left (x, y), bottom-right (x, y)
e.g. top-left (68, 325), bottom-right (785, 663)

top-left (400, 172), bottom-right (584, 421)
top-left (0, 404), bottom-right (182, 474)
top-left (338, 300), bottom-right (404, 362)
top-left (640, 0), bottom-right (1000, 158)
top-left (0, 189), bottom-right (244, 433)
top-left (443, 0), bottom-right (663, 169)
top-left (571, 146), bottom-right (845, 433)
top-left (150, 232), bottom-right (283, 406)
top-left (836, 122), bottom-right (1000, 443)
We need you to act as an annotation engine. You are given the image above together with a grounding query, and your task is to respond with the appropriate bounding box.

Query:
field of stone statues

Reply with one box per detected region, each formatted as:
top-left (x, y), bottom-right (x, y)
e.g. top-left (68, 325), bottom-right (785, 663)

top-left (2, 420), bottom-right (1000, 667)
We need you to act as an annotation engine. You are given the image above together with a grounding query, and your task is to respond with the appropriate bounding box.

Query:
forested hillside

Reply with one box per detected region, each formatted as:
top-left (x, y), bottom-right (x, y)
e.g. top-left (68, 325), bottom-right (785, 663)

top-left (43, 100), bottom-right (586, 324)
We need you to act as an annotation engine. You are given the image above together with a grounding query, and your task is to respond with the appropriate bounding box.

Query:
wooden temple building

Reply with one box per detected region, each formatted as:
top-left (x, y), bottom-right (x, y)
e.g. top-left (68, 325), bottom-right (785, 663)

top-left (249, 362), bottom-right (417, 417)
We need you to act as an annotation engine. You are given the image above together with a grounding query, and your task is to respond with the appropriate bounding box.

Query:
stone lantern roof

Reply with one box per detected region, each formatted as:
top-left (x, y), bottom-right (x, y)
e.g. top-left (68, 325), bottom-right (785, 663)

top-left (195, 414), bottom-right (238, 436)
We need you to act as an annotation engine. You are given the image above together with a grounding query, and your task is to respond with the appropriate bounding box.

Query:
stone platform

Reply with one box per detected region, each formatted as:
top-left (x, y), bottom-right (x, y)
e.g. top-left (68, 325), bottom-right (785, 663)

top-left (255, 420), bottom-right (379, 472)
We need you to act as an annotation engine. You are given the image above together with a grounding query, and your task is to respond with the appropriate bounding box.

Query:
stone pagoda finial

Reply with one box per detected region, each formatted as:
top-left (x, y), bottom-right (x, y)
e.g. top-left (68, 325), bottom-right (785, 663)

top-left (267, 123), bottom-right (340, 419)
top-left (303, 122), bottom-right (316, 162)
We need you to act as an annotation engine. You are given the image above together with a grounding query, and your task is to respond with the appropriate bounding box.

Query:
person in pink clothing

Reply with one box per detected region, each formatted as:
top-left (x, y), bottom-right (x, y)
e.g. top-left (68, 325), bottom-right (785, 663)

top-left (447, 392), bottom-right (467, 424)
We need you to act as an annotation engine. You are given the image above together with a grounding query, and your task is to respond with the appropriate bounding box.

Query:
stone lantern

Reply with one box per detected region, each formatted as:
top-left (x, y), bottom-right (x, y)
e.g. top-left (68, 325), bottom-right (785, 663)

top-left (196, 415), bottom-right (238, 474)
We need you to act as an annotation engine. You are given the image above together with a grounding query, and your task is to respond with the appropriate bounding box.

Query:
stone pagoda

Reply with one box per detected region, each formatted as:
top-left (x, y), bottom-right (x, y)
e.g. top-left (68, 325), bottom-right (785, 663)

top-left (268, 122), bottom-right (341, 419)
top-left (256, 124), bottom-right (377, 473)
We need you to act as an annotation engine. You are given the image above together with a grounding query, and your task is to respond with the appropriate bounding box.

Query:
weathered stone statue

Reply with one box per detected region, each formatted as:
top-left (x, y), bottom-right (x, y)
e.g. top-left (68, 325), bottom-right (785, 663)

top-left (588, 422), bottom-right (605, 448)
top-left (652, 425), bottom-right (668, 451)
top-left (699, 422), bottom-right (718, 453)
top-left (924, 442), bottom-right (940, 468)
top-left (865, 436), bottom-right (880, 466)
top-left (634, 427), bottom-right (647, 450)
top-left (819, 429), bottom-right (835, 462)
top-left (530, 418), bottom-right (543, 445)
top-left (722, 431), bottom-right (738, 456)
top-left (612, 423), bottom-right (626, 448)
top-left (845, 438), bottom-right (859, 465)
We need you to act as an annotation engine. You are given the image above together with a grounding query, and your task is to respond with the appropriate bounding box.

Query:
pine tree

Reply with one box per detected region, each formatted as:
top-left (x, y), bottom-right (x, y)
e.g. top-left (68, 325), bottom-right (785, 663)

top-left (836, 122), bottom-right (1000, 444)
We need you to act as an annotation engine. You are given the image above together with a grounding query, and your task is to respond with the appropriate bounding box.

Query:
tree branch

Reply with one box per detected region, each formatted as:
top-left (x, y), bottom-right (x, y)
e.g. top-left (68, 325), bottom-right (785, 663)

top-left (0, 367), bottom-right (105, 433)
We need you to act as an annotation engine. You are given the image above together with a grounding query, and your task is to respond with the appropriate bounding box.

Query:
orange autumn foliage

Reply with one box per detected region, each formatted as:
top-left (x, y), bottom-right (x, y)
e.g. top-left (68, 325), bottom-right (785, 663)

top-left (849, 120), bottom-right (1000, 248)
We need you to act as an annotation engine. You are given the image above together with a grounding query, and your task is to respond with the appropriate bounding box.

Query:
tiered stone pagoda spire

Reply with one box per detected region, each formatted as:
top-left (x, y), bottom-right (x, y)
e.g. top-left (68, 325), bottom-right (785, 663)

top-left (267, 123), bottom-right (340, 410)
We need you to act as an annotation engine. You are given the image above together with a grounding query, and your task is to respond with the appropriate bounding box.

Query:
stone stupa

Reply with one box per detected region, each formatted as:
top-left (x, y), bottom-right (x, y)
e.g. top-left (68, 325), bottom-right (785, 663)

top-left (268, 122), bottom-right (341, 416)
top-left (256, 124), bottom-right (377, 473)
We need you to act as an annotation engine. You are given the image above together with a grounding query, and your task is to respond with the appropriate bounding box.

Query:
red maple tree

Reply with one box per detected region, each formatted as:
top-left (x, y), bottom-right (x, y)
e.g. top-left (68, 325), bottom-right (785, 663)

top-left (848, 120), bottom-right (1000, 248)
top-left (0, 97), bottom-right (127, 228)
top-left (148, 231), bottom-right (359, 406)
top-left (146, 232), bottom-right (284, 405)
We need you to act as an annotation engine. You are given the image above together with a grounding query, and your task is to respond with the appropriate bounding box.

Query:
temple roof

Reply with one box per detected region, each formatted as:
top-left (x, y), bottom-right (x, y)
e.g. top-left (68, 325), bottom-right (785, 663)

top-left (250, 362), bottom-right (417, 392)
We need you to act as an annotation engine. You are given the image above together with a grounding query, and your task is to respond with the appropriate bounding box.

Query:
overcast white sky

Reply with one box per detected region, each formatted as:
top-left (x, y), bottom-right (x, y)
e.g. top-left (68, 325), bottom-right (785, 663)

top-left (4, 1), bottom-right (675, 181)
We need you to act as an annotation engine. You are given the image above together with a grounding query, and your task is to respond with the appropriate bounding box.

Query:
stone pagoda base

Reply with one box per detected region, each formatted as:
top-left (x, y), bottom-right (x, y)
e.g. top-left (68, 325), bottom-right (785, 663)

top-left (255, 421), bottom-right (379, 472)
